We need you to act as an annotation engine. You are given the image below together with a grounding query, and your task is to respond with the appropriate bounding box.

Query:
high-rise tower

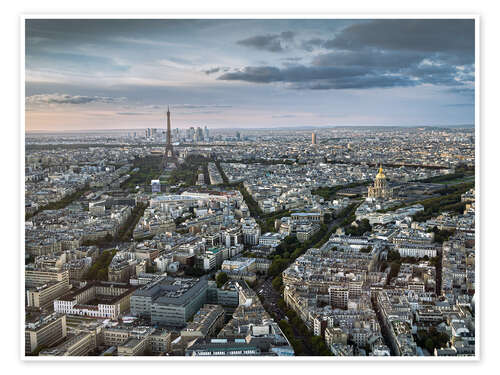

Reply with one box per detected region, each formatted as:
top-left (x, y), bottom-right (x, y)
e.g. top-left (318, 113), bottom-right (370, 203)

top-left (162, 107), bottom-right (178, 168)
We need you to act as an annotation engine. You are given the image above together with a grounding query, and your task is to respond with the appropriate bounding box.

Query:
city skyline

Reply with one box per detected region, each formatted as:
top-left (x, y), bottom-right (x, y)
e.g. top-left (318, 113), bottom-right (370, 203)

top-left (25, 19), bottom-right (475, 131)
top-left (24, 124), bottom-right (477, 358)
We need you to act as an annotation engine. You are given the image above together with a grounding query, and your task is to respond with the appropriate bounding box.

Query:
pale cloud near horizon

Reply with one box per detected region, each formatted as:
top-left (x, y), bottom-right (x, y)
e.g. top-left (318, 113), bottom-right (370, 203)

top-left (26, 93), bottom-right (126, 106)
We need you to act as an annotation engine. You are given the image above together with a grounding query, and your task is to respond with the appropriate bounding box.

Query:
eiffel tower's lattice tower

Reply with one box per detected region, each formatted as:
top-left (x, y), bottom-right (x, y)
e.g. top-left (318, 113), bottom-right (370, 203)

top-left (162, 107), bottom-right (178, 168)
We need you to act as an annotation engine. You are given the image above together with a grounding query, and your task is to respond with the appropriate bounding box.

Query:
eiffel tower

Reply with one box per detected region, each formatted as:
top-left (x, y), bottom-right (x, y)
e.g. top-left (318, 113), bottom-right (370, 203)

top-left (162, 107), bottom-right (178, 168)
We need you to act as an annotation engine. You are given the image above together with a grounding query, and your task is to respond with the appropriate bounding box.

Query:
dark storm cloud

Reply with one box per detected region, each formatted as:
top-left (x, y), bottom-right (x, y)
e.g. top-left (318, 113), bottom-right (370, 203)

top-left (26, 19), bottom-right (212, 45)
top-left (25, 19), bottom-right (225, 70)
top-left (236, 31), bottom-right (295, 52)
top-left (204, 67), bottom-right (222, 75)
top-left (203, 67), bottom-right (231, 75)
top-left (310, 45), bottom-right (475, 89)
top-left (217, 60), bottom-right (471, 90)
top-left (312, 49), bottom-right (426, 69)
top-left (290, 75), bottom-right (417, 90)
top-left (218, 65), bottom-right (369, 84)
top-left (410, 63), bottom-right (461, 85)
top-left (218, 19), bottom-right (475, 92)
top-left (218, 66), bottom-right (282, 83)
top-left (323, 19), bottom-right (474, 63)
top-left (217, 65), bottom-right (421, 90)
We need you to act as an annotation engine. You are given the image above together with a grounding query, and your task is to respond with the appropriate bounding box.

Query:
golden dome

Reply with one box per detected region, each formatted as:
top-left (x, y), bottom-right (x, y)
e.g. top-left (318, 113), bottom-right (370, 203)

top-left (376, 165), bottom-right (385, 179)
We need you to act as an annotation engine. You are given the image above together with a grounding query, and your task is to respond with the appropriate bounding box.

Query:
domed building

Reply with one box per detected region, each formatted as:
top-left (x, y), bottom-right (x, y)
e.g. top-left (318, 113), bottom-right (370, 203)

top-left (367, 164), bottom-right (393, 199)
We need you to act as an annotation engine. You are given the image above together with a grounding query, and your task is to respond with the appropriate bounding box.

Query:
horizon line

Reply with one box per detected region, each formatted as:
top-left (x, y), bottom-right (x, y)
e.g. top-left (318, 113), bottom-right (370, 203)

top-left (26, 123), bottom-right (475, 134)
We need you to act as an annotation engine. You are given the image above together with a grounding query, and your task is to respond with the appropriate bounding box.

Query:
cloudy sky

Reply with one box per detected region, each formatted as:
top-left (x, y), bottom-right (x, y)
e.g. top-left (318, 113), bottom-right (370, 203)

top-left (25, 19), bottom-right (475, 131)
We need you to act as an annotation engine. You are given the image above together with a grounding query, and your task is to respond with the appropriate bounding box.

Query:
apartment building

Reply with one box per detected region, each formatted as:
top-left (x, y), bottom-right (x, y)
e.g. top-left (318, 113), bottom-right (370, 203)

top-left (181, 304), bottom-right (225, 339)
top-left (131, 276), bottom-right (208, 327)
top-left (25, 268), bottom-right (69, 286)
top-left (54, 282), bottom-right (136, 319)
top-left (329, 285), bottom-right (349, 310)
top-left (396, 243), bottom-right (439, 258)
top-left (26, 280), bottom-right (71, 309)
top-left (39, 332), bottom-right (95, 356)
top-left (25, 313), bottom-right (67, 355)
top-left (102, 325), bottom-right (171, 355)
top-left (117, 337), bottom-right (148, 356)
